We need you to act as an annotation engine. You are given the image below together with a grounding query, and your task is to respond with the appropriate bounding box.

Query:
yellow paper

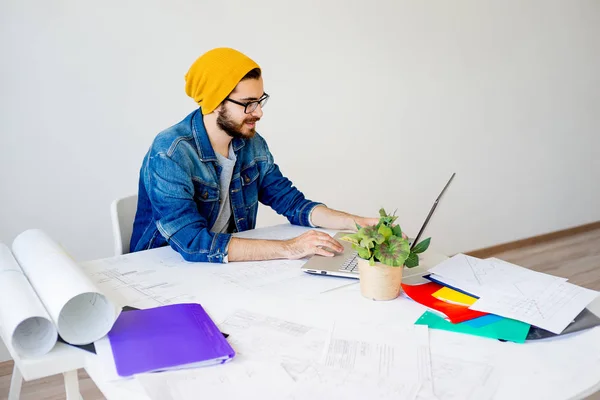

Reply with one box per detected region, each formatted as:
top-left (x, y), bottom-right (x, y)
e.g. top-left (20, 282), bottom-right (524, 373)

top-left (432, 287), bottom-right (477, 306)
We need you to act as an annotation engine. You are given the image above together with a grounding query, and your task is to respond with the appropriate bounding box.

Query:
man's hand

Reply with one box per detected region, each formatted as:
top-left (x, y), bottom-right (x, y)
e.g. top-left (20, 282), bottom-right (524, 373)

top-left (283, 230), bottom-right (344, 259)
top-left (228, 231), bottom-right (344, 262)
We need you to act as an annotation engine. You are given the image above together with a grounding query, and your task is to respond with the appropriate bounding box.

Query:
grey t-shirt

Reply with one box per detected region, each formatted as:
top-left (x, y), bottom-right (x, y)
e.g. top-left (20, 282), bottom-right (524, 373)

top-left (211, 144), bottom-right (237, 234)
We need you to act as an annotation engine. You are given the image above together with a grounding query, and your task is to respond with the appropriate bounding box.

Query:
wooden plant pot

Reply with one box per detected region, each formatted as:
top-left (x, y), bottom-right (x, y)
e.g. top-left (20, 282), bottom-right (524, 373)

top-left (358, 258), bottom-right (403, 301)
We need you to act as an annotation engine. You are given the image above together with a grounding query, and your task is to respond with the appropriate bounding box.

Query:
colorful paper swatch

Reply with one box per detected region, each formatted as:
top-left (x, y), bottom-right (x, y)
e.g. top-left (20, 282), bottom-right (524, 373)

top-left (432, 287), bottom-right (478, 306)
top-left (401, 282), bottom-right (488, 323)
top-left (415, 311), bottom-right (530, 343)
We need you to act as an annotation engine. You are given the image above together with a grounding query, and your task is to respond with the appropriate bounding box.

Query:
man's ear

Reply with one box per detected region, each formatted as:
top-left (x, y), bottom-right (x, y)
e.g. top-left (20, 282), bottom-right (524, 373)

top-left (215, 102), bottom-right (226, 115)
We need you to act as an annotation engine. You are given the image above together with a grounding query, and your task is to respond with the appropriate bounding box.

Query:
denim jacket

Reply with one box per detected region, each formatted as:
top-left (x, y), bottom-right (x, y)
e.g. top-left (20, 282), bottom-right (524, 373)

top-left (130, 109), bottom-right (322, 263)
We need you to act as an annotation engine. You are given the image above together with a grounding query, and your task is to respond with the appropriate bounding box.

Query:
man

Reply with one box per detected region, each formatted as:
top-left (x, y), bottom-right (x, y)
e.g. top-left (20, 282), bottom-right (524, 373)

top-left (130, 47), bottom-right (378, 263)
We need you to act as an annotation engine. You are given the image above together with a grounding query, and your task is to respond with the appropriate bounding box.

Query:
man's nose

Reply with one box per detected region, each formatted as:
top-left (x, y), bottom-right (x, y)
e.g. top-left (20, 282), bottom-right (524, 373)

top-left (250, 104), bottom-right (263, 119)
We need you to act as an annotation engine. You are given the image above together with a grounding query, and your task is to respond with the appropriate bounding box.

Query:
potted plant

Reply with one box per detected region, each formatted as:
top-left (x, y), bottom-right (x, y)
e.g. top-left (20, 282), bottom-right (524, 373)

top-left (341, 208), bottom-right (431, 301)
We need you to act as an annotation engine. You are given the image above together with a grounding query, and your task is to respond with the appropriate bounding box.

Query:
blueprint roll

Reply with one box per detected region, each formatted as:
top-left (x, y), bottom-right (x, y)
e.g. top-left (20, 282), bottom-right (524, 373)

top-left (0, 244), bottom-right (58, 357)
top-left (11, 229), bottom-right (119, 345)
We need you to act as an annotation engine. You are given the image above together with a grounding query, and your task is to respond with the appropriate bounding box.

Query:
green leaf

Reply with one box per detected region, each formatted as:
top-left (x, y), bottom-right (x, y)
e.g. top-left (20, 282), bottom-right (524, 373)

top-left (359, 238), bottom-right (375, 249)
top-left (392, 225), bottom-right (402, 238)
top-left (369, 256), bottom-right (375, 266)
top-left (412, 237), bottom-right (431, 254)
top-left (356, 246), bottom-right (372, 260)
top-left (358, 225), bottom-right (384, 245)
top-left (378, 208), bottom-right (402, 227)
top-left (357, 226), bottom-right (373, 238)
top-left (374, 236), bottom-right (410, 267)
top-left (405, 252), bottom-right (419, 268)
top-left (380, 213), bottom-right (398, 227)
top-left (378, 225), bottom-right (393, 239)
top-left (355, 222), bottom-right (362, 231)
top-left (340, 234), bottom-right (360, 245)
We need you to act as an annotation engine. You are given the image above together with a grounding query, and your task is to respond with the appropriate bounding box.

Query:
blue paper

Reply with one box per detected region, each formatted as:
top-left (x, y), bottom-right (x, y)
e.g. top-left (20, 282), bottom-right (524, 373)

top-left (462, 314), bottom-right (503, 328)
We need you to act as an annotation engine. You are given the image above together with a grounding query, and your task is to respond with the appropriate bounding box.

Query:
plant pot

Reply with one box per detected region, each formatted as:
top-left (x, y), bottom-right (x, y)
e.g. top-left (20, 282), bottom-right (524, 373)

top-left (358, 258), bottom-right (403, 301)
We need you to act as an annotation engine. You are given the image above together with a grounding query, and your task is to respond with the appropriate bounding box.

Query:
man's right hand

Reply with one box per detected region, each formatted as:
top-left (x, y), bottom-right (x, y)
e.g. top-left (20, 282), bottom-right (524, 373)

top-left (283, 230), bottom-right (344, 259)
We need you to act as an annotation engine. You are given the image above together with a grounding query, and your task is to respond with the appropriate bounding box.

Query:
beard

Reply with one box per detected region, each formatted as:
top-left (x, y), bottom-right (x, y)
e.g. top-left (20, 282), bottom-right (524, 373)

top-left (216, 106), bottom-right (259, 139)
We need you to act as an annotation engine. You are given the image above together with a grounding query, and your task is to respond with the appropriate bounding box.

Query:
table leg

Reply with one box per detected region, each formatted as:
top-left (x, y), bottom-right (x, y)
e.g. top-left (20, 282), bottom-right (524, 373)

top-left (8, 363), bottom-right (23, 400)
top-left (63, 369), bottom-right (81, 400)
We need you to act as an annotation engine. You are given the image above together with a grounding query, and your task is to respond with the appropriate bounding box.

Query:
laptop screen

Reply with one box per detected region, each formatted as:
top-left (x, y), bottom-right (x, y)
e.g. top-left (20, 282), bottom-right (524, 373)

top-left (410, 172), bottom-right (456, 251)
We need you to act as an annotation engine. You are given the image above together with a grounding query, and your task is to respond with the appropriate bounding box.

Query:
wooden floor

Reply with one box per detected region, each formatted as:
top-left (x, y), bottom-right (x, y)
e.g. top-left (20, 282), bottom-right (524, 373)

top-left (491, 227), bottom-right (600, 292)
top-left (1, 228), bottom-right (600, 400)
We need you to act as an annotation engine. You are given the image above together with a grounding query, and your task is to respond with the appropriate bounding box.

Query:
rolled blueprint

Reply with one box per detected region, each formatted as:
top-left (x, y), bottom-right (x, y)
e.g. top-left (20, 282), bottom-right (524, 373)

top-left (12, 229), bottom-right (119, 345)
top-left (0, 244), bottom-right (57, 357)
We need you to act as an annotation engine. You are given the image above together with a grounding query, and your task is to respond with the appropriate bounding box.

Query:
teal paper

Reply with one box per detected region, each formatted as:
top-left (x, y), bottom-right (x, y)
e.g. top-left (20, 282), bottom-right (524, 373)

top-left (415, 311), bottom-right (530, 343)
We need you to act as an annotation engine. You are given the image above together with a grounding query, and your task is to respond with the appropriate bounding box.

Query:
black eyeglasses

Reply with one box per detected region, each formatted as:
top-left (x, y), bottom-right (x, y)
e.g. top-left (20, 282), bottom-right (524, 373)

top-left (224, 93), bottom-right (269, 114)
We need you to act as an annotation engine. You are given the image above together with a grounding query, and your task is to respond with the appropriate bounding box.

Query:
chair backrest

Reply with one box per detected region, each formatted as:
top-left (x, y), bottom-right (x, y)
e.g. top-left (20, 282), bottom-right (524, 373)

top-left (110, 194), bottom-right (139, 256)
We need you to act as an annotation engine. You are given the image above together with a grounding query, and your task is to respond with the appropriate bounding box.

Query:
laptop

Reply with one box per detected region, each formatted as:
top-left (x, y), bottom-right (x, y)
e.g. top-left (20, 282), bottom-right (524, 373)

top-left (301, 173), bottom-right (456, 279)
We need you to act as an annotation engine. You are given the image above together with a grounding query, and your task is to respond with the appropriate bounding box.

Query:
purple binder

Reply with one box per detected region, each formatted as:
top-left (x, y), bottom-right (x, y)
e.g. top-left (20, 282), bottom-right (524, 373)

top-left (107, 303), bottom-right (235, 377)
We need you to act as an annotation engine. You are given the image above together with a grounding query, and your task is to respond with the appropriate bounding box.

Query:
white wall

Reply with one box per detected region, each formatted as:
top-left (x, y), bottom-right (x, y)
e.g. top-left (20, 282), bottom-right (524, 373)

top-left (1, 0), bottom-right (599, 262)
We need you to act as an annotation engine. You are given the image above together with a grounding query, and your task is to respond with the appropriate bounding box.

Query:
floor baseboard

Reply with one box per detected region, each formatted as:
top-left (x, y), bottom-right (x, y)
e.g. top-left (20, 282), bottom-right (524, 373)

top-left (465, 221), bottom-right (600, 259)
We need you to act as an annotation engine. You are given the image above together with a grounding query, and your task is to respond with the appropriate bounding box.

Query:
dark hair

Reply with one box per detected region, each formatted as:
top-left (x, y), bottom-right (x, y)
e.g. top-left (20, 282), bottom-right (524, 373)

top-left (241, 68), bottom-right (261, 81)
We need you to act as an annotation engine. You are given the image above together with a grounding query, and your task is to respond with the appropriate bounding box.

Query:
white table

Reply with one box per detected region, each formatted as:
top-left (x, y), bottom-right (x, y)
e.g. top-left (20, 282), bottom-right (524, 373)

top-left (3, 224), bottom-right (600, 399)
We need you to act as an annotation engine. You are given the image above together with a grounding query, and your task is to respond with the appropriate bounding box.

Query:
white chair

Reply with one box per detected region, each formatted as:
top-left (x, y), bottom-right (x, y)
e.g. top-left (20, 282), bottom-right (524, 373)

top-left (110, 194), bottom-right (138, 256)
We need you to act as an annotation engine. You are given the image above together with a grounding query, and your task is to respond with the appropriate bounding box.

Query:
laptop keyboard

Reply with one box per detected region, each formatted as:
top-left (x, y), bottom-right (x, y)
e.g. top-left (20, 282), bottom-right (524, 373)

top-left (339, 251), bottom-right (359, 273)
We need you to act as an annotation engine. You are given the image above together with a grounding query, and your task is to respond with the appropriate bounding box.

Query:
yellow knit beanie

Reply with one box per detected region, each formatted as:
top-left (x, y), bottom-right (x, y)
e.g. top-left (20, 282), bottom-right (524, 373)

top-left (184, 48), bottom-right (260, 115)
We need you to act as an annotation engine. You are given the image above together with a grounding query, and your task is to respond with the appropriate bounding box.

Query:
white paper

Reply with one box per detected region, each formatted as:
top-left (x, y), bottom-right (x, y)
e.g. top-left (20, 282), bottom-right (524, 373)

top-left (486, 257), bottom-right (569, 297)
top-left (324, 325), bottom-right (428, 381)
top-left (11, 229), bottom-right (118, 345)
top-left (0, 244), bottom-right (57, 357)
top-left (287, 364), bottom-right (420, 400)
top-left (429, 254), bottom-right (565, 298)
top-left (209, 259), bottom-right (358, 298)
top-left (289, 325), bottom-right (426, 400)
top-left (81, 252), bottom-right (201, 309)
top-left (137, 359), bottom-right (295, 400)
top-left (219, 309), bottom-right (329, 364)
top-left (415, 325), bottom-right (435, 398)
top-left (210, 259), bottom-right (306, 287)
top-left (470, 280), bottom-right (599, 334)
top-left (323, 337), bottom-right (398, 376)
top-left (425, 331), bottom-right (501, 400)
top-left (429, 354), bottom-right (497, 400)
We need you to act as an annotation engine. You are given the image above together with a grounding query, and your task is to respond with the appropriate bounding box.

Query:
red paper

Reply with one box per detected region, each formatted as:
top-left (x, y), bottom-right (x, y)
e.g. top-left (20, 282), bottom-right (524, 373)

top-left (401, 282), bottom-right (488, 323)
